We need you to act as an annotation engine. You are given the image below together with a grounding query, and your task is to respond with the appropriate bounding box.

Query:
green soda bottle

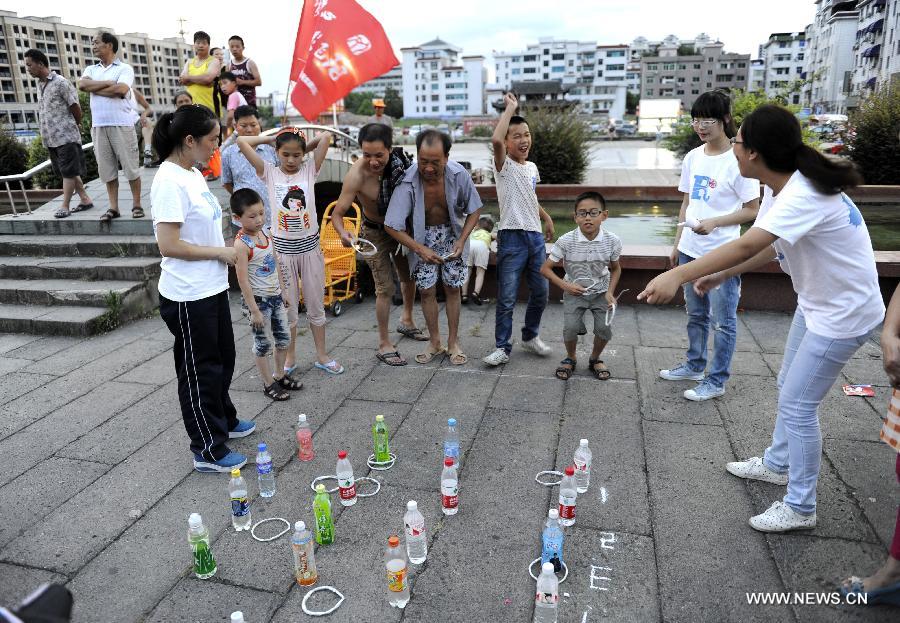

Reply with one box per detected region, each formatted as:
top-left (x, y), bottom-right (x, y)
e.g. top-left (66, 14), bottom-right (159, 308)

top-left (187, 513), bottom-right (216, 579)
top-left (313, 484), bottom-right (334, 545)
top-left (373, 414), bottom-right (391, 463)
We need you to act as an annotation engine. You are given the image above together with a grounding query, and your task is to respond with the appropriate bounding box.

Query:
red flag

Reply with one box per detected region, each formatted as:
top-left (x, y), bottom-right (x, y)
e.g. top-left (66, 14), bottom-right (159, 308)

top-left (290, 0), bottom-right (399, 120)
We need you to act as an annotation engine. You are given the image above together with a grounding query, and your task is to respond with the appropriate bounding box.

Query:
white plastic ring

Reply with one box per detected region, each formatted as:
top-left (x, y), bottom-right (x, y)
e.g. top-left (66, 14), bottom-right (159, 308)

top-left (355, 476), bottom-right (382, 498)
top-left (528, 557), bottom-right (569, 583)
top-left (310, 475), bottom-right (339, 494)
top-left (301, 585), bottom-right (346, 616)
top-left (352, 237), bottom-right (378, 257)
top-left (367, 453), bottom-right (397, 471)
top-left (250, 517), bottom-right (291, 542)
top-left (535, 470), bottom-right (564, 487)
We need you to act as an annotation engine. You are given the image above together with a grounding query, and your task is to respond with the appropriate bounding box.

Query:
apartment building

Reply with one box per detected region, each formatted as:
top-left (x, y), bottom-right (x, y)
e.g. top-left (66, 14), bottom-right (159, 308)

top-left (761, 32), bottom-right (807, 103)
top-left (804, 0), bottom-right (860, 113)
top-left (351, 64), bottom-right (402, 98)
top-left (401, 38), bottom-right (485, 119)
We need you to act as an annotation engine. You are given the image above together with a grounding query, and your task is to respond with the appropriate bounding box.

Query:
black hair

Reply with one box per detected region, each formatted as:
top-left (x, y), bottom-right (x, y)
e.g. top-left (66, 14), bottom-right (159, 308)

top-left (230, 188), bottom-right (263, 216)
top-left (220, 71), bottom-right (237, 82)
top-left (193, 31), bottom-right (211, 44)
top-left (574, 191), bottom-right (607, 212)
top-left (507, 115), bottom-right (528, 136)
top-left (416, 129), bottom-right (451, 156)
top-left (741, 104), bottom-right (863, 194)
top-left (151, 105), bottom-right (218, 162)
top-left (233, 105), bottom-right (258, 122)
top-left (281, 186), bottom-right (306, 209)
top-left (98, 31), bottom-right (119, 53)
top-left (275, 129), bottom-right (306, 152)
top-left (691, 90), bottom-right (737, 138)
top-left (229, 35), bottom-right (245, 46)
top-left (172, 90), bottom-right (193, 106)
top-left (24, 49), bottom-right (48, 67)
top-left (210, 47), bottom-right (221, 54)
top-left (358, 123), bottom-right (393, 149)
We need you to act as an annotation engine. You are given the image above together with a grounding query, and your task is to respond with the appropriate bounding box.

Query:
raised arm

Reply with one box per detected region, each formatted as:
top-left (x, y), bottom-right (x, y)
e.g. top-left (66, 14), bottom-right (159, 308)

top-left (491, 92), bottom-right (518, 171)
top-left (237, 135), bottom-right (273, 177)
top-left (307, 131), bottom-right (332, 172)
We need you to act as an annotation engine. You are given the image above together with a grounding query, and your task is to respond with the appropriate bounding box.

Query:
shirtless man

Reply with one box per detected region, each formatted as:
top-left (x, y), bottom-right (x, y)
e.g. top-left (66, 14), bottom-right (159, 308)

top-left (384, 130), bottom-right (483, 366)
top-left (332, 123), bottom-right (427, 366)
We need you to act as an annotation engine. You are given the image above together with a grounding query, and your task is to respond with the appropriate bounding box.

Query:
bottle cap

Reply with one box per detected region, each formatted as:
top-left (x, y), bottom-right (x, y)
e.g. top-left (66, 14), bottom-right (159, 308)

top-left (258, 442), bottom-right (267, 452)
top-left (541, 562), bottom-right (555, 574)
top-left (296, 520), bottom-right (306, 531)
top-left (338, 450), bottom-right (347, 459)
top-left (444, 457), bottom-right (454, 467)
top-left (188, 513), bottom-right (202, 528)
top-left (316, 484), bottom-right (326, 493)
top-left (448, 418), bottom-right (457, 426)
top-left (388, 535), bottom-right (400, 547)
top-left (231, 468), bottom-right (241, 477)
top-left (580, 438), bottom-right (589, 446)
top-left (548, 509), bottom-right (559, 520)
top-left (375, 414), bottom-right (384, 422)
top-left (564, 465), bottom-right (575, 476)
top-left (230, 612), bottom-right (245, 623)
top-left (298, 413), bottom-right (307, 423)
top-left (407, 500), bottom-right (418, 511)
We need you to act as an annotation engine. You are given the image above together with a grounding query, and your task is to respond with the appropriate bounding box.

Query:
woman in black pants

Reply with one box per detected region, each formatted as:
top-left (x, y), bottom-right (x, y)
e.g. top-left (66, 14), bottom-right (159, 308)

top-left (150, 104), bottom-right (256, 473)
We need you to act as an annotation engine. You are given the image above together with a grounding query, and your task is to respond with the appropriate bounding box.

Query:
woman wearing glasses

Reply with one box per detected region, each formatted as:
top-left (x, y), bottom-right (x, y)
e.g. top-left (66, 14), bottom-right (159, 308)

top-left (639, 104), bottom-right (883, 532)
top-left (659, 91), bottom-right (761, 402)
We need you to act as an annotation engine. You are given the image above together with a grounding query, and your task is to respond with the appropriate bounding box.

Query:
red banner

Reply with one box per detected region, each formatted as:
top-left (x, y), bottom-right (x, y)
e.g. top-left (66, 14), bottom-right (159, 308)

top-left (290, 0), bottom-right (399, 120)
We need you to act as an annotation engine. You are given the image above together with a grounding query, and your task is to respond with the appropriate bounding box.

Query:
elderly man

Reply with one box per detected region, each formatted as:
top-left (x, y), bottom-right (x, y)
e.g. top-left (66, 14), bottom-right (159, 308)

top-left (25, 49), bottom-right (93, 219)
top-left (78, 32), bottom-right (142, 221)
top-left (385, 129), bottom-right (482, 365)
top-left (367, 99), bottom-right (393, 128)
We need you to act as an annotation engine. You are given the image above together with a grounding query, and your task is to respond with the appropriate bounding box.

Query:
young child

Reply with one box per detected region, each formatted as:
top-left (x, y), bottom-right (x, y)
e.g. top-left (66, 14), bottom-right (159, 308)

top-left (219, 71), bottom-right (247, 136)
top-left (462, 214), bottom-right (495, 305)
top-left (237, 127), bottom-right (344, 376)
top-left (540, 191), bottom-right (622, 381)
top-left (231, 188), bottom-right (301, 400)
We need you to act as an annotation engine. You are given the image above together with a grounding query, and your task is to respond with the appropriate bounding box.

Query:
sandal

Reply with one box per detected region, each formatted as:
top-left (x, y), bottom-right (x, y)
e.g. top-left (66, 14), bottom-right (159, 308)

top-left (314, 360), bottom-right (344, 375)
top-left (54, 208), bottom-right (71, 219)
top-left (70, 202), bottom-right (94, 213)
top-left (556, 357), bottom-right (576, 380)
top-left (447, 349), bottom-right (468, 366)
top-left (840, 575), bottom-right (900, 605)
top-left (275, 374), bottom-right (303, 390)
top-left (376, 351), bottom-right (407, 366)
top-left (589, 358), bottom-right (611, 381)
top-left (100, 209), bottom-right (120, 222)
top-left (263, 382), bottom-right (290, 401)
top-left (397, 324), bottom-right (429, 341)
top-left (415, 345), bottom-right (445, 364)
top-left (132, 206), bottom-right (145, 218)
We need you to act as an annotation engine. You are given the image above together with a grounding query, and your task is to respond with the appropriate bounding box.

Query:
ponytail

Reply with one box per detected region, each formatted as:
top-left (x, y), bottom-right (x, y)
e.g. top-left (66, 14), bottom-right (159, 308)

top-left (742, 104), bottom-right (863, 194)
top-left (150, 105), bottom-right (218, 163)
top-left (151, 112), bottom-right (176, 162)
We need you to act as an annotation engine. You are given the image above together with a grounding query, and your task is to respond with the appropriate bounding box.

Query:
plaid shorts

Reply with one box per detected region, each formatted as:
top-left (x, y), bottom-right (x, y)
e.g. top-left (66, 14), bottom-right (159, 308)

top-left (413, 224), bottom-right (467, 290)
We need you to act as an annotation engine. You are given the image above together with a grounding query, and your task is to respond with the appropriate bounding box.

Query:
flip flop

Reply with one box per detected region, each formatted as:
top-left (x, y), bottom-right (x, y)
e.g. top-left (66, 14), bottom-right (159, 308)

top-left (397, 324), bottom-right (429, 341)
top-left (70, 202), bottom-right (94, 213)
top-left (375, 351), bottom-right (407, 366)
top-left (447, 349), bottom-right (468, 366)
top-left (314, 360), bottom-right (344, 375)
top-left (54, 208), bottom-right (71, 219)
top-left (414, 346), bottom-right (445, 364)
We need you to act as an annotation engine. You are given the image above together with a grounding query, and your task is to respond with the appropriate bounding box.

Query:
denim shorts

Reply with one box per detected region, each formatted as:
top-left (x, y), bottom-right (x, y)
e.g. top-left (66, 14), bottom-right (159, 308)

top-left (242, 294), bottom-right (291, 357)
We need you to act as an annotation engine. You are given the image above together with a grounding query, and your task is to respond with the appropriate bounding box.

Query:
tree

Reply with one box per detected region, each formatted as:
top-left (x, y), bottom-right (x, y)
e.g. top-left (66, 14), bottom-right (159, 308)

top-left (500, 107), bottom-right (590, 183)
top-left (26, 91), bottom-right (98, 188)
top-left (384, 87), bottom-right (403, 119)
top-left (0, 126), bottom-right (28, 177)
top-left (256, 105), bottom-right (277, 130)
top-left (848, 86), bottom-right (900, 184)
top-left (626, 91), bottom-right (640, 116)
top-left (343, 90), bottom-right (375, 116)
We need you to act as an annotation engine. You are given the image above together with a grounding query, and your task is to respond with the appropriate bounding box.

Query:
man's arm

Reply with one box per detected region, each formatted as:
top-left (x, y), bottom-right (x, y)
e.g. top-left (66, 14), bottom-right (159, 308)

top-left (331, 164), bottom-right (362, 247)
top-left (236, 60), bottom-right (262, 87)
top-left (191, 58), bottom-right (222, 86)
top-left (491, 92), bottom-right (518, 171)
top-left (68, 102), bottom-right (82, 125)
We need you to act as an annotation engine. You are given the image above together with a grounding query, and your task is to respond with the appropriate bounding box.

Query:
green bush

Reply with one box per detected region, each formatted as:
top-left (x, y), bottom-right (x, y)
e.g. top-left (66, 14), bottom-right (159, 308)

top-left (510, 107), bottom-right (590, 184)
top-left (25, 91), bottom-right (98, 189)
top-left (469, 125), bottom-right (493, 138)
top-left (0, 126), bottom-right (28, 177)
top-left (848, 87), bottom-right (900, 185)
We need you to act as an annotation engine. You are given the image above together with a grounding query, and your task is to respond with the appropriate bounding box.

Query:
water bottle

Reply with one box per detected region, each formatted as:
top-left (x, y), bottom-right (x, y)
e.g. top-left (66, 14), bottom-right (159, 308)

top-left (385, 534), bottom-right (410, 608)
top-left (558, 466), bottom-right (576, 527)
top-left (230, 468), bottom-right (252, 531)
top-left (256, 443), bottom-right (275, 498)
top-left (297, 414), bottom-right (314, 461)
top-left (336, 450), bottom-right (357, 507)
top-left (443, 418), bottom-right (460, 461)
top-left (541, 509), bottom-right (564, 573)
top-left (573, 439), bottom-right (592, 494)
top-left (187, 513), bottom-right (216, 579)
top-left (230, 613), bottom-right (245, 623)
top-left (533, 562), bottom-right (559, 623)
top-left (292, 520), bottom-right (318, 586)
top-left (313, 484), bottom-right (334, 544)
top-left (373, 414), bottom-right (391, 463)
top-left (441, 457), bottom-right (459, 516)
top-left (403, 500), bottom-right (427, 564)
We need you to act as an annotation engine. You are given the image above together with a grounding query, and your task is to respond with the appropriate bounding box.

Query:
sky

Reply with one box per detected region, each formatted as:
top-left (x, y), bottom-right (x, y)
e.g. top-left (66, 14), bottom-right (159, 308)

top-left (6, 0), bottom-right (816, 96)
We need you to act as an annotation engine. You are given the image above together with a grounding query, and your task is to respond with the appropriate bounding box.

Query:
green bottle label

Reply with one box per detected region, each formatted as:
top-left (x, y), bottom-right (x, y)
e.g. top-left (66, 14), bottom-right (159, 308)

top-left (192, 540), bottom-right (217, 576)
top-left (373, 424), bottom-right (390, 462)
top-left (314, 496), bottom-right (334, 544)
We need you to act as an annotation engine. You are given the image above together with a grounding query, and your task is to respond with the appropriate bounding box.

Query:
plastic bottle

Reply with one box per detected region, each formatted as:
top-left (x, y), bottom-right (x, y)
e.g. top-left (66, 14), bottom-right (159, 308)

top-left (385, 535), bottom-right (410, 608)
top-left (297, 414), bottom-right (314, 461)
top-left (230, 613), bottom-right (245, 623)
top-left (336, 450), bottom-right (357, 507)
top-left (403, 500), bottom-right (427, 564)
top-left (313, 484), bottom-right (334, 544)
top-left (558, 466), bottom-right (577, 527)
top-left (441, 457), bottom-right (459, 516)
top-left (256, 442), bottom-right (275, 498)
top-left (292, 520), bottom-right (318, 586)
top-left (373, 414), bottom-right (391, 463)
top-left (230, 468), bottom-right (252, 531)
top-left (443, 418), bottom-right (460, 461)
top-left (533, 562), bottom-right (559, 623)
top-left (541, 509), bottom-right (564, 573)
top-left (187, 513), bottom-right (216, 579)
top-left (573, 439), bottom-right (592, 494)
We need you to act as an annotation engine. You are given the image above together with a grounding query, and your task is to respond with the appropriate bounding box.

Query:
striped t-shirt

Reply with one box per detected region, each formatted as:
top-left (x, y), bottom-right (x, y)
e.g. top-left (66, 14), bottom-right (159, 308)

top-left (548, 227), bottom-right (622, 293)
top-left (261, 160), bottom-right (321, 255)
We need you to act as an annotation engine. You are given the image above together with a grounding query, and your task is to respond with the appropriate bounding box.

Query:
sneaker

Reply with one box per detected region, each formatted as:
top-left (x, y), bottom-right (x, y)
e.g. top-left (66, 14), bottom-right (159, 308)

top-left (659, 363), bottom-right (705, 381)
top-left (193, 451), bottom-right (247, 473)
top-left (725, 456), bottom-right (789, 485)
top-left (684, 380), bottom-right (725, 401)
top-left (749, 501), bottom-right (816, 533)
top-left (483, 348), bottom-right (510, 366)
top-left (521, 336), bottom-right (552, 357)
top-left (228, 419), bottom-right (256, 438)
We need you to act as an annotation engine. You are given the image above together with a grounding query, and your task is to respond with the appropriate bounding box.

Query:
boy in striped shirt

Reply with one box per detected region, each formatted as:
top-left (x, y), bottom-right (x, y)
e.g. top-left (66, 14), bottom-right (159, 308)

top-left (541, 191), bottom-right (622, 380)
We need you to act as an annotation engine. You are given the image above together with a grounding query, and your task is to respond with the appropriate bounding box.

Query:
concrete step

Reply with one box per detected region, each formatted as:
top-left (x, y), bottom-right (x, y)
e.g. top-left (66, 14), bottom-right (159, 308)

top-left (0, 303), bottom-right (112, 336)
top-left (0, 278), bottom-right (155, 309)
top-left (0, 235), bottom-right (160, 258)
top-left (0, 255), bottom-right (161, 281)
top-left (0, 212), bottom-right (156, 236)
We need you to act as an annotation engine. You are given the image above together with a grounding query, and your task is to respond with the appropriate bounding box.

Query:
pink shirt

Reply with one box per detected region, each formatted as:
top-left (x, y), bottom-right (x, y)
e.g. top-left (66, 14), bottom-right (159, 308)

top-left (227, 91), bottom-right (247, 111)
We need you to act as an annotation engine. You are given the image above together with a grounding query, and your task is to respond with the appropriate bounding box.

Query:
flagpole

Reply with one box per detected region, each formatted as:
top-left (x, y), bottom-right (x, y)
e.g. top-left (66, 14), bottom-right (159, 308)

top-left (332, 102), bottom-right (338, 129)
top-left (282, 79), bottom-right (292, 127)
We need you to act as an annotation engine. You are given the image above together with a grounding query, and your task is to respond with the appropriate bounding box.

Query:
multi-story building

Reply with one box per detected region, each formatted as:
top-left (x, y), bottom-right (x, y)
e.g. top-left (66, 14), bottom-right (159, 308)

top-left (883, 0), bottom-right (900, 87)
top-left (851, 0), bottom-right (893, 97)
top-left (749, 58), bottom-right (766, 92)
top-left (761, 32), bottom-right (807, 102)
top-left (804, 0), bottom-right (860, 113)
top-left (351, 64), bottom-right (402, 97)
top-left (401, 38), bottom-right (485, 119)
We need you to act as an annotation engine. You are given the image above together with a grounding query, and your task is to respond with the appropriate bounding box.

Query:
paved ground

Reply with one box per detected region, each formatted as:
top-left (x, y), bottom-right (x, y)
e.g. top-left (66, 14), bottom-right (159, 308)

top-left (0, 298), bottom-right (897, 622)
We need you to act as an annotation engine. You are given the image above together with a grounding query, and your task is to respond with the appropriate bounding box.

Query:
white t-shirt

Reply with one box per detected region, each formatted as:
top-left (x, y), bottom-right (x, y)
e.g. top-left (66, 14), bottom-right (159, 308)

top-left (261, 160), bottom-right (320, 254)
top-left (494, 158), bottom-right (542, 233)
top-left (755, 171), bottom-right (884, 340)
top-left (82, 60), bottom-right (135, 127)
top-left (677, 145), bottom-right (760, 258)
top-left (151, 161), bottom-right (228, 302)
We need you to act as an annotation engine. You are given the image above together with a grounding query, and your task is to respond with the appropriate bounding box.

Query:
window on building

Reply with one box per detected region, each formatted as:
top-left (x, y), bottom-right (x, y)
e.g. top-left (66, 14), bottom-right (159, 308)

top-left (646, 77), bottom-right (654, 83)
top-left (552, 66), bottom-right (564, 73)
top-left (552, 53), bottom-right (564, 60)
top-left (543, 73), bottom-right (549, 79)
top-left (543, 60), bottom-right (549, 66)
top-left (691, 89), bottom-right (699, 94)
top-left (707, 70), bottom-right (713, 75)
top-left (678, 63), bottom-right (686, 70)
top-left (597, 70), bottom-right (603, 77)
top-left (693, 63), bottom-right (701, 69)
top-left (647, 63), bottom-right (658, 70)
top-left (431, 83), bottom-right (438, 90)
top-left (524, 67), bottom-right (536, 73)
top-left (543, 48), bottom-right (549, 54)
top-left (607, 50), bottom-right (625, 57)
top-left (431, 95), bottom-right (439, 101)
top-left (523, 54), bottom-right (536, 62)
top-left (663, 63), bottom-right (675, 70)
top-left (430, 61), bottom-right (437, 69)
top-left (607, 64), bottom-right (624, 71)
top-left (737, 62), bottom-right (746, 68)
top-left (645, 88), bottom-right (653, 96)
top-left (676, 89), bottom-right (684, 94)
top-left (432, 106), bottom-right (439, 112)
top-left (512, 68), bottom-right (521, 75)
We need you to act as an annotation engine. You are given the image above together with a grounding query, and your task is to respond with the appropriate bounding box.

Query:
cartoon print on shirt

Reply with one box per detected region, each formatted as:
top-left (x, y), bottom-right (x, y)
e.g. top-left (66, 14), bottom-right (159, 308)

top-left (690, 175), bottom-right (718, 202)
top-left (841, 193), bottom-right (863, 227)
top-left (276, 185), bottom-right (312, 235)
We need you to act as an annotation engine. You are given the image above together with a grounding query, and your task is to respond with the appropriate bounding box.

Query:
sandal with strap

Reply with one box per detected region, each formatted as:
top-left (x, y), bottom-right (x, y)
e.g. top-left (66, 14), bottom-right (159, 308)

top-left (263, 382), bottom-right (290, 401)
top-left (589, 358), bottom-right (611, 381)
top-left (132, 206), bottom-right (145, 218)
top-left (556, 357), bottom-right (576, 380)
top-left (100, 209), bottom-right (120, 222)
top-left (275, 374), bottom-right (303, 390)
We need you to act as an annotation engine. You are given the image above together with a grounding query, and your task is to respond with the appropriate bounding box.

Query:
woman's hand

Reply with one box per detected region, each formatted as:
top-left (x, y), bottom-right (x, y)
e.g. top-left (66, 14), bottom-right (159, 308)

top-left (693, 272), bottom-right (727, 297)
top-left (637, 270), bottom-right (682, 305)
top-left (882, 331), bottom-right (900, 388)
top-left (218, 247), bottom-right (237, 266)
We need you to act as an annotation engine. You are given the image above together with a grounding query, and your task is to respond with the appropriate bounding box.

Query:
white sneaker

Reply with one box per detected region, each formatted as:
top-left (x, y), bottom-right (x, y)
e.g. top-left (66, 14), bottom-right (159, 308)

top-left (725, 457), bottom-right (789, 485)
top-left (483, 348), bottom-right (510, 366)
top-left (684, 380), bottom-right (725, 401)
top-left (521, 336), bottom-right (552, 357)
top-left (749, 501), bottom-right (816, 533)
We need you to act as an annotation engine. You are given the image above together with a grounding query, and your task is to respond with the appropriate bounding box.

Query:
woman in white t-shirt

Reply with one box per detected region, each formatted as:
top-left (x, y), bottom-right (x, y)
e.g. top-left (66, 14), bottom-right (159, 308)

top-left (150, 104), bottom-right (256, 474)
top-left (639, 104), bottom-right (884, 533)
top-left (661, 91), bottom-right (760, 402)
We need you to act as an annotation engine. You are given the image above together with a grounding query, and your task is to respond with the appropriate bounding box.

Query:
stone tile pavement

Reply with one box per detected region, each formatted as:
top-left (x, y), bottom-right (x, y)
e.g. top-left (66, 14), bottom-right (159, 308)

top-left (0, 298), bottom-right (897, 622)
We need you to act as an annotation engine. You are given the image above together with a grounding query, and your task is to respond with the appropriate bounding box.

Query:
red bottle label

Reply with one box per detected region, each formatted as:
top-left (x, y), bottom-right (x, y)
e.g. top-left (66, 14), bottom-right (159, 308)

top-left (339, 485), bottom-right (356, 500)
top-left (559, 503), bottom-right (576, 519)
top-left (442, 494), bottom-right (458, 509)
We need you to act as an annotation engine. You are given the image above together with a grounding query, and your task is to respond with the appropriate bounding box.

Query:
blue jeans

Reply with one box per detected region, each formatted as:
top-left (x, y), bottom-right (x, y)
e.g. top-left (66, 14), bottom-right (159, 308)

top-left (762, 309), bottom-right (869, 515)
top-left (680, 252), bottom-right (740, 388)
top-left (494, 230), bottom-right (549, 353)
top-left (243, 294), bottom-right (291, 357)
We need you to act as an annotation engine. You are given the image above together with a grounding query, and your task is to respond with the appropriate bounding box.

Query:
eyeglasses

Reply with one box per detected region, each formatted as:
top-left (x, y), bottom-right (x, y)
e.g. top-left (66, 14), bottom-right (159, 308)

top-left (690, 119), bottom-right (720, 129)
top-left (575, 209), bottom-right (602, 218)
top-left (729, 137), bottom-right (744, 145)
